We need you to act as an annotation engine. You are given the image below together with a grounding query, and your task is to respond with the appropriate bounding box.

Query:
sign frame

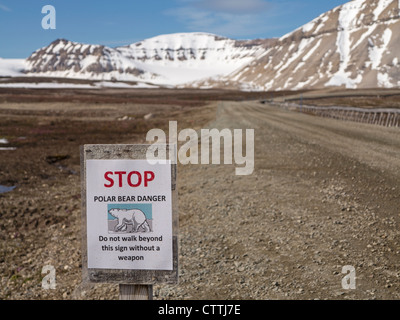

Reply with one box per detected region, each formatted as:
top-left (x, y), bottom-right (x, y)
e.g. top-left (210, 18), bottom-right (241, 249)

top-left (80, 144), bottom-right (178, 285)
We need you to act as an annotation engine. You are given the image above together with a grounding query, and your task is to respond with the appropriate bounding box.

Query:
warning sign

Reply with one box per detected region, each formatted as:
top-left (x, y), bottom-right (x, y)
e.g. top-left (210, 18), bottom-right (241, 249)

top-left (85, 159), bottom-right (173, 271)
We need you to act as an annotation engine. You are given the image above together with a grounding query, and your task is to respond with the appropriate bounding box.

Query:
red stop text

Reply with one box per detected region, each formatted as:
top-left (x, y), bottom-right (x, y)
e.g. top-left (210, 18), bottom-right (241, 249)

top-left (104, 171), bottom-right (155, 188)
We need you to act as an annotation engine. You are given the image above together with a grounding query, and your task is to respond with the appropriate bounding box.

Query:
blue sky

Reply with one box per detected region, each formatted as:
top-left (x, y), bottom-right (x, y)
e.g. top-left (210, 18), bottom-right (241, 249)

top-left (0, 0), bottom-right (349, 58)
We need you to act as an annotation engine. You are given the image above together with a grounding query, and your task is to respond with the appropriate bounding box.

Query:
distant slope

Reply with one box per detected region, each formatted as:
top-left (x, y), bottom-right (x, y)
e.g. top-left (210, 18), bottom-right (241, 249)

top-left (24, 33), bottom-right (266, 86)
top-left (212, 0), bottom-right (400, 90)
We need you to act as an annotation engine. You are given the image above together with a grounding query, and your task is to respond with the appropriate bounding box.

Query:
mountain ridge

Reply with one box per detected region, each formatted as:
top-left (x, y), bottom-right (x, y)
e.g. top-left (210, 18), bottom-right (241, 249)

top-left (218, 0), bottom-right (400, 91)
top-left (2, 0), bottom-right (400, 91)
top-left (23, 33), bottom-right (267, 86)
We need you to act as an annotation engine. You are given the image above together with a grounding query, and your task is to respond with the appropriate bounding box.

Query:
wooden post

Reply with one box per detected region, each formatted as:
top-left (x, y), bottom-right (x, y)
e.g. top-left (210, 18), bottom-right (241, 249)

top-left (360, 112), bottom-right (365, 123)
top-left (385, 113), bottom-right (390, 127)
top-left (390, 114), bottom-right (395, 127)
top-left (119, 284), bottom-right (153, 300)
top-left (378, 113), bottom-right (384, 126)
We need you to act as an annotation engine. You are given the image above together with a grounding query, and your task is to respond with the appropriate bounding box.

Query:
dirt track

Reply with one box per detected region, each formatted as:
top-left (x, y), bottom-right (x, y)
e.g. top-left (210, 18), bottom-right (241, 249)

top-left (176, 101), bottom-right (400, 299)
top-left (1, 97), bottom-right (400, 300)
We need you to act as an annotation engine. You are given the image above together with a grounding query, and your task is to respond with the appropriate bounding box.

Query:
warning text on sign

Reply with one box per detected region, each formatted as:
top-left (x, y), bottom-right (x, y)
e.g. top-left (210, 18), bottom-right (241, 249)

top-left (94, 195), bottom-right (167, 202)
top-left (98, 235), bottom-right (164, 261)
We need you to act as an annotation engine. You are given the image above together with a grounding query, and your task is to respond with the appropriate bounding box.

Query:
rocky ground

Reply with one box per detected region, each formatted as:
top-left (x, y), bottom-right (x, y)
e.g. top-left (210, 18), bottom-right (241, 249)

top-left (0, 89), bottom-right (399, 300)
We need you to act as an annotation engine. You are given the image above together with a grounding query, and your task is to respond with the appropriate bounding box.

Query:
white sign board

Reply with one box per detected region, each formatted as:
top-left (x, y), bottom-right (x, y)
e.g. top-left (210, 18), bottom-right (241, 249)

top-left (85, 159), bottom-right (173, 271)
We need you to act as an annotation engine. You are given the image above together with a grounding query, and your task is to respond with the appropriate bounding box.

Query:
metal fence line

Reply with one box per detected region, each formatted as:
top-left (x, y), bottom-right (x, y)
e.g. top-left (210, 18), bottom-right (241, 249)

top-left (269, 102), bottom-right (400, 128)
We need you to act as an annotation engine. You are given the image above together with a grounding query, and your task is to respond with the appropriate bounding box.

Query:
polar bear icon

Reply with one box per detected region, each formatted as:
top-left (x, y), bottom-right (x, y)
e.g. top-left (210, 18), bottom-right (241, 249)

top-left (108, 208), bottom-right (152, 233)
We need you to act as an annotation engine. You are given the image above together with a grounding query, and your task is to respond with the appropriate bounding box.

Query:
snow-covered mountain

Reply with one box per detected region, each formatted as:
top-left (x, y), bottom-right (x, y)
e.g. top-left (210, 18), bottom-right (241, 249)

top-left (24, 33), bottom-right (266, 86)
top-left (210, 0), bottom-right (400, 90)
top-left (25, 39), bottom-right (157, 82)
top-left (2, 0), bottom-right (400, 91)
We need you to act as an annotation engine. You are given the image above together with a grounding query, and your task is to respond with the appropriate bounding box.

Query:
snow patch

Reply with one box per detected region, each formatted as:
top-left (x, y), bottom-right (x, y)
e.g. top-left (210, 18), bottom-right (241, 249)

top-left (326, 0), bottom-right (365, 88)
top-left (373, 0), bottom-right (392, 20)
top-left (303, 39), bottom-right (322, 61)
top-left (0, 59), bottom-right (26, 77)
top-left (0, 82), bottom-right (95, 89)
top-left (368, 28), bottom-right (392, 69)
top-left (0, 81), bottom-right (160, 89)
top-left (377, 72), bottom-right (393, 87)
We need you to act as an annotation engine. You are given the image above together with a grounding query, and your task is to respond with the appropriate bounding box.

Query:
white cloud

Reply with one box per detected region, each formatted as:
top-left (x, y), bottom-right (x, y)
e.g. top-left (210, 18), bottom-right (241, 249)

top-left (0, 3), bottom-right (11, 12)
top-left (195, 0), bottom-right (271, 14)
top-left (166, 0), bottom-right (274, 38)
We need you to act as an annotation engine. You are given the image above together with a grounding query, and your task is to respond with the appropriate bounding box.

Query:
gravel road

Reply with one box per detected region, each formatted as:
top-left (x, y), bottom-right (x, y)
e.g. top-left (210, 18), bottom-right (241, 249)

top-left (170, 101), bottom-right (400, 300)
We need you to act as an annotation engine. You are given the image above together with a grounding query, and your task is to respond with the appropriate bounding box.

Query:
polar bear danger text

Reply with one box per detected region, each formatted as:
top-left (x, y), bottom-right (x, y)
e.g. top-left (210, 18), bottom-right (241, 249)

top-left (94, 195), bottom-right (167, 202)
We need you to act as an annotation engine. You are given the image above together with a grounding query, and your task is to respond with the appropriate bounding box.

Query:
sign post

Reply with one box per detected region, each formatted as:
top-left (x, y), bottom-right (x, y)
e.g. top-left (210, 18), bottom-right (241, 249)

top-left (80, 144), bottom-right (178, 300)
